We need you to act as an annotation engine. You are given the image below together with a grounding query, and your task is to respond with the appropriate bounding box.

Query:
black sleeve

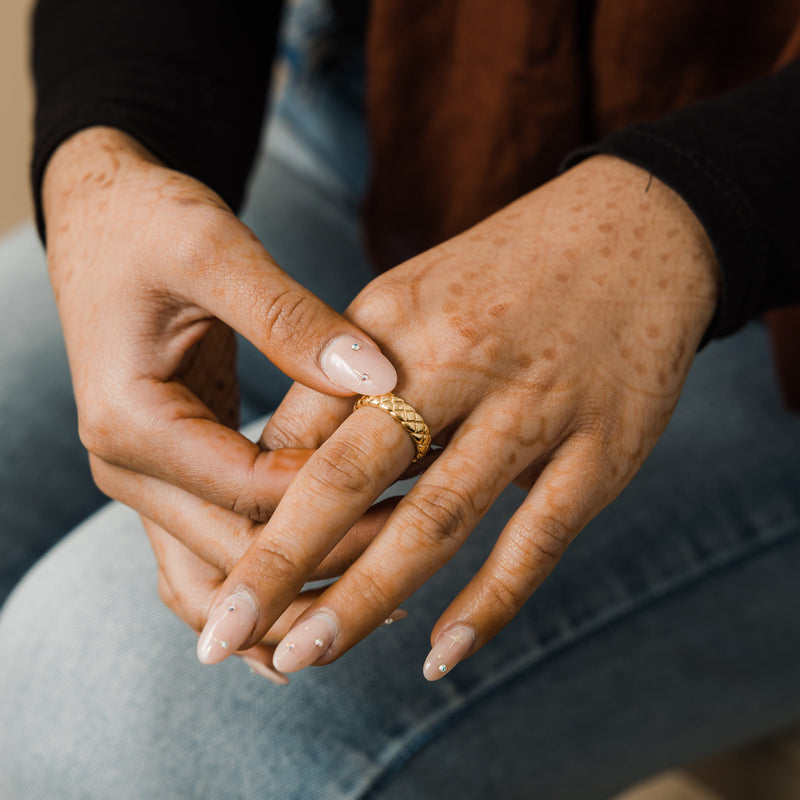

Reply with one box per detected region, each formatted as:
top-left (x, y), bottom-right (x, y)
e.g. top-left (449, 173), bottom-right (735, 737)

top-left (562, 59), bottom-right (800, 342)
top-left (31, 0), bottom-right (284, 240)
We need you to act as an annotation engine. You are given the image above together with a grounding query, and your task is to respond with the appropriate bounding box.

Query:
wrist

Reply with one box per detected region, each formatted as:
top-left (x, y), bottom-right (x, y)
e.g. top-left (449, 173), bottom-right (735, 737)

top-left (42, 126), bottom-right (160, 228)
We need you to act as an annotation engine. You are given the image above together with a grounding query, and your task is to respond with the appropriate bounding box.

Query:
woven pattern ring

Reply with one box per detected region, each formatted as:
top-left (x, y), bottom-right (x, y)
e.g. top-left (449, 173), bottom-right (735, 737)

top-left (353, 393), bottom-right (432, 462)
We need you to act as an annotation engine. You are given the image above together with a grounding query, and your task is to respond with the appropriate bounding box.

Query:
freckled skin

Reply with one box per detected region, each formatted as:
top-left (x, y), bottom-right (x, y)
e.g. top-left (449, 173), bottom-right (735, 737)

top-left (248, 154), bottom-right (721, 668)
top-left (42, 126), bottom-right (403, 656)
top-left (45, 126), bottom-right (721, 664)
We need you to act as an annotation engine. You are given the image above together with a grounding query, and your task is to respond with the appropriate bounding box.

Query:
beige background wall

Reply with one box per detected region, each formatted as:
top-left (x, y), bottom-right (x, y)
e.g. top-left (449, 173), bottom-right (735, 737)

top-left (1, 0), bottom-right (35, 235)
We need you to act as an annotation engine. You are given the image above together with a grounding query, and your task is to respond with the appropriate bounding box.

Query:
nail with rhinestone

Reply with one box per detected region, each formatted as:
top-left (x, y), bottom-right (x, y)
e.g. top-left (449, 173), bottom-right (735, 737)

top-left (319, 335), bottom-right (397, 394)
top-left (197, 591), bottom-right (259, 665)
top-left (240, 655), bottom-right (290, 686)
top-left (272, 612), bottom-right (339, 674)
top-left (383, 609), bottom-right (408, 626)
top-left (422, 625), bottom-right (476, 681)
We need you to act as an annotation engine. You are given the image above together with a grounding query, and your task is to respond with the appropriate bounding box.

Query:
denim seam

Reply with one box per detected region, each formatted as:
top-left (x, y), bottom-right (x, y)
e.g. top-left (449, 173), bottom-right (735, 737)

top-left (359, 515), bottom-right (800, 798)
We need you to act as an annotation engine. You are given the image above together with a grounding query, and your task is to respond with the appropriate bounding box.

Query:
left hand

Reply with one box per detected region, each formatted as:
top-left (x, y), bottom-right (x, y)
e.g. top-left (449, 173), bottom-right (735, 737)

top-left (196, 155), bottom-right (720, 680)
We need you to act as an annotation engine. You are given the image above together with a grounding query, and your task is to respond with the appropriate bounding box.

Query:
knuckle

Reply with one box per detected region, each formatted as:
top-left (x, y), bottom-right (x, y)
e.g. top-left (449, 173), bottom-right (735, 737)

top-left (348, 280), bottom-right (406, 329)
top-left (261, 413), bottom-right (298, 451)
top-left (78, 406), bottom-right (117, 459)
top-left (249, 540), bottom-right (303, 587)
top-left (229, 484), bottom-right (274, 524)
top-left (348, 568), bottom-right (396, 613)
top-left (483, 570), bottom-right (526, 619)
top-left (404, 481), bottom-right (475, 546)
top-left (307, 439), bottom-right (376, 499)
top-left (258, 286), bottom-right (322, 349)
top-left (521, 511), bottom-right (571, 563)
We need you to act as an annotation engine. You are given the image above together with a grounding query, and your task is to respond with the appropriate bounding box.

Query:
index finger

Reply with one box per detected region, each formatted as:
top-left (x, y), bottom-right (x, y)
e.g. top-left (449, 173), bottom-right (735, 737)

top-left (195, 405), bottom-right (416, 664)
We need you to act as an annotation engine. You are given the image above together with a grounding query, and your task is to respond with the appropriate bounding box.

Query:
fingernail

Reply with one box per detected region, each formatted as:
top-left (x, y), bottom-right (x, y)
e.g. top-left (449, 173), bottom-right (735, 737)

top-left (383, 609), bottom-right (408, 626)
top-left (272, 612), bottom-right (338, 673)
top-left (241, 656), bottom-right (290, 686)
top-left (422, 625), bottom-right (475, 681)
top-left (320, 335), bottom-right (397, 395)
top-left (197, 591), bottom-right (258, 665)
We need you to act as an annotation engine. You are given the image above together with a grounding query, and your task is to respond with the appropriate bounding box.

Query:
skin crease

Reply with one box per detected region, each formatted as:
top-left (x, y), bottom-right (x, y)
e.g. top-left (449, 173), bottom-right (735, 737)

top-left (208, 154), bottom-right (720, 674)
top-left (41, 127), bottom-right (398, 671)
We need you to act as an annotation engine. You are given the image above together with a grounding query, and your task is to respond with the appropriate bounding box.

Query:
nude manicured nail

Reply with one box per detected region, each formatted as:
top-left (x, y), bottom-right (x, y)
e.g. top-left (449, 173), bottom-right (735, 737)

top-left (197, 591), bottom-right (258, 665)
top-left (272, 612), bottom-right (338, 673)
top-left (422, 625), bottom-right (475, 681)
top-left (241, 656), bottom-right (290, 686)
top-left (383, 609), bottom-right (408, 625)
top-left (320, 335), bottom-right (397, 395)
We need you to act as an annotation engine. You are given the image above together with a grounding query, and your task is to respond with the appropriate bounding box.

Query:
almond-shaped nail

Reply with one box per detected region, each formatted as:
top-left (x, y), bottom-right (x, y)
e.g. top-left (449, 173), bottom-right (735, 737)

top-left (422, 625), bottom-right (475, 681)
top-left (272, 612), bottom-right (338, 673)
top-left (197, 591), bottom-right (258, 665)
top-left (320, 335), bottom-right (397, 395)
top-left (383, 609), bottom-right (408, 626)
top-left (241, 656), bottom-right (290, 686)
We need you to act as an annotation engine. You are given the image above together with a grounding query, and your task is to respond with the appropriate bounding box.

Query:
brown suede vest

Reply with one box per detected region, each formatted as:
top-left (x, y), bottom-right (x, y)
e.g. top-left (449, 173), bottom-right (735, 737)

top-left (364, 1), bottom-right (800, 409)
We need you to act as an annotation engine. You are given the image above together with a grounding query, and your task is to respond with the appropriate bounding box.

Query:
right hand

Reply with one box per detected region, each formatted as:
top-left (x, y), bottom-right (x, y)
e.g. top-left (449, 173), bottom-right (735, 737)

top-left (42, 126), bottom-right (398, 581)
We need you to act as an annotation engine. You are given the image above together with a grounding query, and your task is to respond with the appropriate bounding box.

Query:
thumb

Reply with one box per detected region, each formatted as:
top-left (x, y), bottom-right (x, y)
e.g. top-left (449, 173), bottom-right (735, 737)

top-left (195, 221), bottom-right (396, 396)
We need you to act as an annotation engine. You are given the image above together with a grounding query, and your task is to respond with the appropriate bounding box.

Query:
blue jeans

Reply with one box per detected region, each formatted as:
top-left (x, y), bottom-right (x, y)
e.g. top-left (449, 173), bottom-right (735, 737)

top-left (1, 6), bottom-right (800, 798)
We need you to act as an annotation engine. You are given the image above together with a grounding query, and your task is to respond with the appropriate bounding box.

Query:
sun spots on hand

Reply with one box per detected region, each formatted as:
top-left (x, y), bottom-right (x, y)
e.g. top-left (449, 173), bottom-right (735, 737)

top-left (516, 353), bottom-right (533, 369)
top-left (645, 324), bottom-right (661, 339)
top-left (488, 303), bottom-right (511, 319)
top-left (448, 316), bottom-right (480, 342)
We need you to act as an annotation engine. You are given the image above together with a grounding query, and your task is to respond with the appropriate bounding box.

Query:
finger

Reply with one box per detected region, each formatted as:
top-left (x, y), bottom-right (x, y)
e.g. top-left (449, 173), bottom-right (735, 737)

top-left (91, 438), bottom-right (312, 525)
top-left (196, 405), bottom-right (416, 664)
top-left (266, 419), bottom-right (524, 674)
top-left (145, 517), bottom-right (329, 646)
top-left (94, 453), bottom-right (400, 577)
top-left (185, 218), bottom-right (397, 397)
top-left (146, 521), bottom-right (292, 685)
top-left (143, 516), bottom-right (224, 632)
top-left (311, 496), bottom-right (402, 579)
top-left (421, 437), bottom-right (614, 680)
top-left (260, 382), bottom-right (353, 451)
top-left (236, 646), bottom-right (290, 686)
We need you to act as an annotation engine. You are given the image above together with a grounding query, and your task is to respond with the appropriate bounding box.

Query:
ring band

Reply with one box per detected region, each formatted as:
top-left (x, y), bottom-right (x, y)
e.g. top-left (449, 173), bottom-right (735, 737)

top-left (354, 393), bottom-right (432, 463)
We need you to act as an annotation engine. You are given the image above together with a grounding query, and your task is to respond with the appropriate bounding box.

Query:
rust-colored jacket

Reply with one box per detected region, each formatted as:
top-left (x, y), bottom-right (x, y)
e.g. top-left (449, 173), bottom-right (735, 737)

top-left (364, 1), bottom-right (800, 407)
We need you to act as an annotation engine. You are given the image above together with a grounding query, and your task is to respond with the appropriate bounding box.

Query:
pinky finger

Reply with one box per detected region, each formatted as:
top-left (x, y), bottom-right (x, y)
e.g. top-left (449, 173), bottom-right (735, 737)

top-left (422, 440), bottom-right (614, 680)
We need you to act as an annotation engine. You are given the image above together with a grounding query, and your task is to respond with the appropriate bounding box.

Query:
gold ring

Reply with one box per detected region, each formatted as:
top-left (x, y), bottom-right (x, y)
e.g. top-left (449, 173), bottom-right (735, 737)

top-left (354, 393), bottom-right (432, 462)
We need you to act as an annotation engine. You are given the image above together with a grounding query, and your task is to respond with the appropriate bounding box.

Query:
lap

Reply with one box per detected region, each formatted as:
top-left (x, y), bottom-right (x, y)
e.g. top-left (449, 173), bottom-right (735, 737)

top-left (0, 223), bottom-right (105, 604)
top-left (1, 322), bottom-right (798, 799)
top-left (0, 94), bottom-right (373, 604)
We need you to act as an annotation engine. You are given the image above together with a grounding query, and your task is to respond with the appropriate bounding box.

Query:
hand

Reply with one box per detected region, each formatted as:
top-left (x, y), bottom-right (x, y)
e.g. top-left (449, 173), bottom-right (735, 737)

top-left (196, 155), bottom-right (720, 680)
top-left (42, 126), bottom-right (398, 578)
top-left (143, 477), bottom-right (404, 685)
